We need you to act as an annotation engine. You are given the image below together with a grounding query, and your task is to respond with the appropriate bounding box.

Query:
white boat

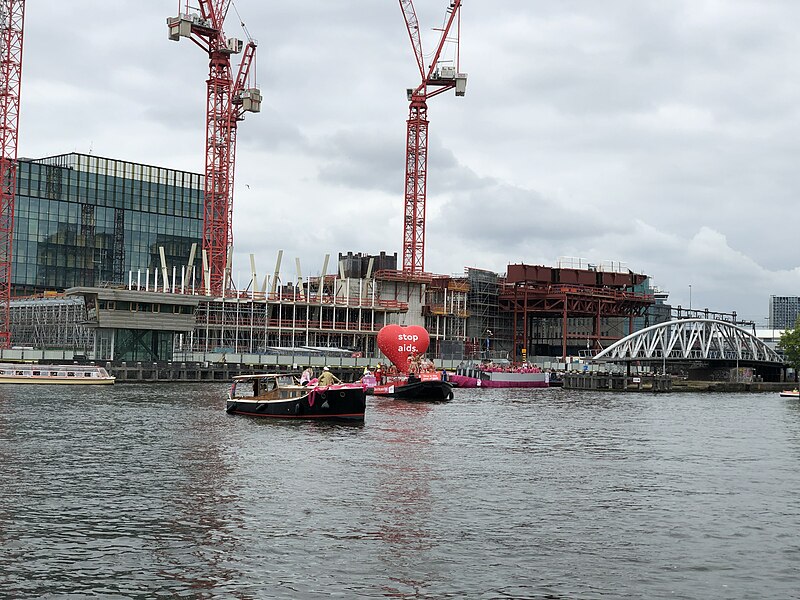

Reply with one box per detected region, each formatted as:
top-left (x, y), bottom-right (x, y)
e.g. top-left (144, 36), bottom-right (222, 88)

top-left (0, 363), bottom-right (115, 385)
top-left (779, 389), bottom-right (799, 398)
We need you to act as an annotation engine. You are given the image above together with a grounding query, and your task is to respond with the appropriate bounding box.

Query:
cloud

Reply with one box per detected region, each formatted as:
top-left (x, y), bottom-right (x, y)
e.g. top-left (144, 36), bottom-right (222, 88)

top-left (16, 1), bottom-right (800, 322)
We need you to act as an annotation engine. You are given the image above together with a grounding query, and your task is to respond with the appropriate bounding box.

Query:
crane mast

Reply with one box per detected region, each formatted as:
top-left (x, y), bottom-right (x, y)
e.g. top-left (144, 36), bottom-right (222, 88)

top-left (167, 1), bottom-right (261, 296)
top-left (0, 0), bottom-right (24, 347)
top-left (399, 0), bottom-right (465, 275)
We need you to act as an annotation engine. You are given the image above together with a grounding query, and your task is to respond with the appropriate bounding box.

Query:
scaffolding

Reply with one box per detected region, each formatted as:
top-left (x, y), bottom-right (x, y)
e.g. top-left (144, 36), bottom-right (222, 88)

top-left (423, 275), bottom-right (470, 358)
top-left (185, 278), bottom-right (409, 356)
top-left (10, 295), bottom-right (92, 351)
top-left (463, 268), bottom-right (509, 359)
top-left (8, 271), bottom-right (474, 362)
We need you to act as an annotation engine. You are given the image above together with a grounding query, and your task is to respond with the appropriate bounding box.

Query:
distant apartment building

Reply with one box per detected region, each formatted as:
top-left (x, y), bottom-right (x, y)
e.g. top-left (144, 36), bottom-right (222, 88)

top-left (769, 295), bottom-right (800, 329)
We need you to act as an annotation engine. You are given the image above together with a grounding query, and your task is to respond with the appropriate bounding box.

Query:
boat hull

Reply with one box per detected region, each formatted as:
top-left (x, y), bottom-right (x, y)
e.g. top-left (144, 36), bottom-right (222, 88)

top-left (449, 373), bottom-right (548, 389)
top-left (0, 363), bottom-right (115, 385)
top-left (779, 390), bottom-right (799, 398)
top-left (227, 385), bottom-right (366, 422)
top-left (0, 376), bottom-right (115, 385)
top-left (369, 380), bottom-right (454, 401)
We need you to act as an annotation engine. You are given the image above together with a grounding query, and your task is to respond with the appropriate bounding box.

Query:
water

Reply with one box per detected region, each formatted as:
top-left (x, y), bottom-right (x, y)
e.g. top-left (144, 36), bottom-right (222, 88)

top-left (1, 384), bottom-right (799, 599)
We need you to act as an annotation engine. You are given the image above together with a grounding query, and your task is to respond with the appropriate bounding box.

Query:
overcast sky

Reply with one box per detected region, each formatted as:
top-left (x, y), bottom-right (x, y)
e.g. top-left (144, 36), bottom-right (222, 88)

top-left (18, 1), bottom-right (800, 323)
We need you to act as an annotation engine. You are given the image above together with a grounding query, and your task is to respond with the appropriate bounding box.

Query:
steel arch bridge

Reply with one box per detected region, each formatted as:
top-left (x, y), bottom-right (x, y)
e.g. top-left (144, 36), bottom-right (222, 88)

top-left (593, 319), bottom-right (783, 365)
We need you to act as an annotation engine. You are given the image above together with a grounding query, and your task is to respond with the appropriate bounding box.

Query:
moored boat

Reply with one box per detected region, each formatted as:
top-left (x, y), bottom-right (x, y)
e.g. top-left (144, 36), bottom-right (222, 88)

top-left (370, 323), bottom-right (453, 401)
top-left (450, 363), bottom-right (549, 389)
top-left (226, 373), bottom-right (366, 422)
top-left (0, 363), bottom-right (115, 384)
top-left (367, 372), bottom-right (453, 402)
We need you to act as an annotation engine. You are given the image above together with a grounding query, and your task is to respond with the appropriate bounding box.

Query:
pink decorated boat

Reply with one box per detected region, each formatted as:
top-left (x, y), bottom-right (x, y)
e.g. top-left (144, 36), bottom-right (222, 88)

top-left (449, 363), bottom-right (549, 389)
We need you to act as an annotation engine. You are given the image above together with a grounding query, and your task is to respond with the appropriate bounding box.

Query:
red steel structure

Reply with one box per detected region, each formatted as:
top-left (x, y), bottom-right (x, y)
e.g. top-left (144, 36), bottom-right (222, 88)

top-left (0, 0), bottom-right (24, 347)
top-left (399, 0), bottom-right (466, 274)
top-left (168, 2), bottom-right (260, 296)
top-left (500, 264), bottom-right (655, 361)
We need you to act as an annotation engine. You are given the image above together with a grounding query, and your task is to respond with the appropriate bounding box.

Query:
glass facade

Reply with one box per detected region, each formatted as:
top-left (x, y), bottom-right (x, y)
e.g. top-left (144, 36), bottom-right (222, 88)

top-left (97, 328), bottom-right (176, 362)
top-left (12, 153), bottom-right (203, 294)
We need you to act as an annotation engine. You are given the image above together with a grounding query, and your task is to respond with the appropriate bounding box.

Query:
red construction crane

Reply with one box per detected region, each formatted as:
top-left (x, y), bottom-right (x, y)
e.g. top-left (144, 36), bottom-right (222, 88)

top-left (399, 0), bottom-right (466, 275)
top-left (167, 1), bottom-right (261, 296)
top-left (0, 0), bottom-right (25, 347)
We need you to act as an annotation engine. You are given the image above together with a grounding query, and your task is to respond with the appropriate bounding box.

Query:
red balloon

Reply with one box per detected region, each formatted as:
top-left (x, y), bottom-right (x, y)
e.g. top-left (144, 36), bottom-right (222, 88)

top-left (376, 325), bottom-right (430, 371)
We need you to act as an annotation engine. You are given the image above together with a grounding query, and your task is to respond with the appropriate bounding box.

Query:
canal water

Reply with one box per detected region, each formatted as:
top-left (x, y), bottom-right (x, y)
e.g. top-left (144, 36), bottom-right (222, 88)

top-left (1, 384), bottom-right (799, 599)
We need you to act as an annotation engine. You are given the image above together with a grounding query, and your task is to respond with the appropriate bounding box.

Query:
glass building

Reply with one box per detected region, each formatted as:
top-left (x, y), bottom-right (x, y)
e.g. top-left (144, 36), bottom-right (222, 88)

top-left (12, 153), bottom-right (203, 295)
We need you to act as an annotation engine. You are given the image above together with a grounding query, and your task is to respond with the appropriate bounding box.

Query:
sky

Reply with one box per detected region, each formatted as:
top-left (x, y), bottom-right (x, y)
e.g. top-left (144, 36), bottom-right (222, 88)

top-left (17, 1), bottom-right (800, 324)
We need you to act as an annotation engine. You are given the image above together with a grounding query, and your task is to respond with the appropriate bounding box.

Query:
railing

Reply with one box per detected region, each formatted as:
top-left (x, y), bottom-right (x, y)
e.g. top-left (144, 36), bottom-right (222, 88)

top-left (119, 285), bottom-right (409, 311)
top-left (197, 316), bottom-right (384, 332)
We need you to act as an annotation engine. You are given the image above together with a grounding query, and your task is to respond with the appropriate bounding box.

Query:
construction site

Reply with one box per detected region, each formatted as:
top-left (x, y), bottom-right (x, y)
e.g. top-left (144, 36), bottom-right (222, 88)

top-left (8, 252), bottom-right (666, 367)
top-left (0, 1), bottom-right (679, 369)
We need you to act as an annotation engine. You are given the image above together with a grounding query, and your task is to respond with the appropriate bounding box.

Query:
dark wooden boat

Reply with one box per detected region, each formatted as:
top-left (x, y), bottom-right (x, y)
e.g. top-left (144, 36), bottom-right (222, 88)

top-left (226, 373), bottom-right (366, 422)
top-left (368, 373), bottom-right (454, 402)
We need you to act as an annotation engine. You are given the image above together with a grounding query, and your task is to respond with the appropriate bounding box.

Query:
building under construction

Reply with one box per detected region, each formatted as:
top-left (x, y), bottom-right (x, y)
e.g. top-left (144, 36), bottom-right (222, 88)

top-left (499, 259), bottom-right (657, 359)
top-left (9, 250), bottom-right (666, 366)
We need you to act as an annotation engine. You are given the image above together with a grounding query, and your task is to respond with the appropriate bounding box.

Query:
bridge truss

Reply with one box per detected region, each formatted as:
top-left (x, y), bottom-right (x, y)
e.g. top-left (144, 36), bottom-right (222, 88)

top-left (593, 318), bottom-right (782, 365)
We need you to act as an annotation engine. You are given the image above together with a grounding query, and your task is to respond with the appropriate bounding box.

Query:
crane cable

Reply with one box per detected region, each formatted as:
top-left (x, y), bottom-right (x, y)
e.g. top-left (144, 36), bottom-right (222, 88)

top-left (229, 0), bottom-right (253, 42)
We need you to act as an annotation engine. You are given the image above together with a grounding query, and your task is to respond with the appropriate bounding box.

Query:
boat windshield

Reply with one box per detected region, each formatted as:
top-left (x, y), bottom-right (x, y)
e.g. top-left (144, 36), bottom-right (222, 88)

top-left (276, 375), bottom-right (295, 387)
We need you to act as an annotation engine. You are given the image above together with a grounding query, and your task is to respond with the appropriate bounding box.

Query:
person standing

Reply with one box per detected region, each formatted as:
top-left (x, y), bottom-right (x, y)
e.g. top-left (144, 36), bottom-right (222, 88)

top-left (299, 366), bottom-right (313, 385)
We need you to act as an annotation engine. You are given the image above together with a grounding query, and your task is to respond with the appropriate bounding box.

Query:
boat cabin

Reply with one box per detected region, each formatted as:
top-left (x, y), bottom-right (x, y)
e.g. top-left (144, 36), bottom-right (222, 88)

top-left (230, 374), bottom-right (304, 402)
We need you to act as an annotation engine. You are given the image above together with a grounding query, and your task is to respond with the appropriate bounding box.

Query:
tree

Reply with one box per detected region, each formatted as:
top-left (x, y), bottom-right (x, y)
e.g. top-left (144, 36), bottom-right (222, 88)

top-left (778, 317), bottom-right (800, 381)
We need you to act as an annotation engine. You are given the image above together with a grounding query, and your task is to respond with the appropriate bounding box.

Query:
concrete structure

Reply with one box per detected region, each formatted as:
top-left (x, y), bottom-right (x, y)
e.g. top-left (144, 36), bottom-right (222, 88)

top-left (68, 287), bottom-right (200, 361)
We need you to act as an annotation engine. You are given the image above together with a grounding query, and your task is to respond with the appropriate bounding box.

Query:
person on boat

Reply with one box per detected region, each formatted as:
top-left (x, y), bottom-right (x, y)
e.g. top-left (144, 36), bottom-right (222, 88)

top-left (361, 367), bottom-right (377, 387)
top-left (300, 366), bottom-right (313, 386)
top-left (317, 366), bottom-right (340, 387)
top-left (375, 364), bottom-right (383, 384)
